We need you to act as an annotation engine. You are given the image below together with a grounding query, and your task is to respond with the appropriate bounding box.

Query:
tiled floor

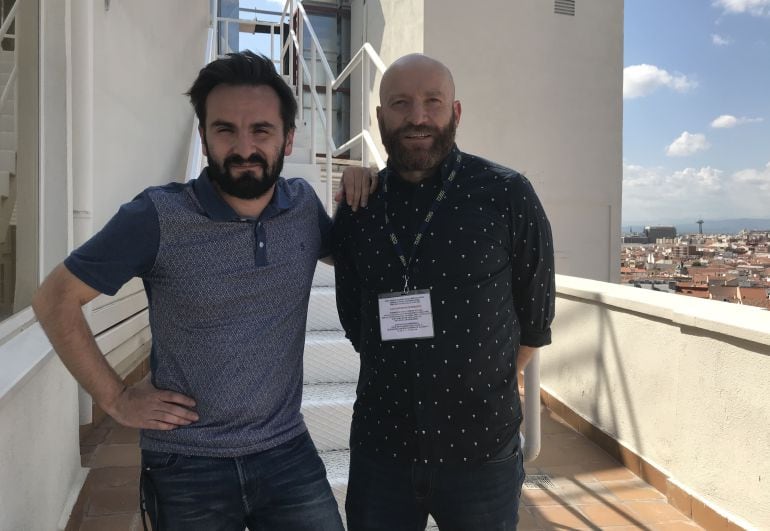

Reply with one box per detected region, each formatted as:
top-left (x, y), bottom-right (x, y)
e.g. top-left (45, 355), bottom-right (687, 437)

top-left (71, 407), bottom-right (705, 531)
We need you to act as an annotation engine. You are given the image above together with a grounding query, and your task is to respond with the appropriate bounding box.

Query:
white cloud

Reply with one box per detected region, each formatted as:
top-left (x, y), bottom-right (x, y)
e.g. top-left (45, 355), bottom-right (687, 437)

top-left (733, 162), bottom-right (770, 190)
top-left (710, 114), bottom-right (764, 128)
top-left (713, 0), bottom-right (770, 16)
top-left (623, 64), bottom-right (697, 99)
top-left (666, 132), bottom-right (711, 157)
top-left (711, 33), bottom-right (731, 46)
top-left (622, 161), bottom-right (770, 221)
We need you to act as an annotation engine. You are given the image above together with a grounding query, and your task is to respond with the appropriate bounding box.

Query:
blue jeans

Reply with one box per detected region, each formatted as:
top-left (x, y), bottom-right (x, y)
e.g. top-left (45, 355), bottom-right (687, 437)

top-left (140, 431), bottom-right (344, 531)
top-left (345, 437), bottom-right (526, 531)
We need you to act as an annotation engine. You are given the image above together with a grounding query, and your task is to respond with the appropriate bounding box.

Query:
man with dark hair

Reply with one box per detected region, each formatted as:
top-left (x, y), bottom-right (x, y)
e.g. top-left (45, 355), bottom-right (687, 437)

top-left (334, 53), bottom-right (555, 530)
top-left (32, 51), bottom-right (354, 530)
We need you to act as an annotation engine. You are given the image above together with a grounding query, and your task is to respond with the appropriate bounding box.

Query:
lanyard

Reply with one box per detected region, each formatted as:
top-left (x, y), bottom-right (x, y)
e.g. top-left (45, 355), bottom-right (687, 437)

top-left (383, 152), bottom-right (462, 293)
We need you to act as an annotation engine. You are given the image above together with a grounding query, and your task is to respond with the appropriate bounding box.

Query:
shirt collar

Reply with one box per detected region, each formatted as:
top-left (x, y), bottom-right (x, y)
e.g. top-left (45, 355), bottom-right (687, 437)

top-left (192, 168), bottom-right (293, 221)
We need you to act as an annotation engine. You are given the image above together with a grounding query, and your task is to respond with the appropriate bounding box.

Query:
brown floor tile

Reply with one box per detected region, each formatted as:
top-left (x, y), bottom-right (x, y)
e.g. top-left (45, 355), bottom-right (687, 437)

top-left (517, 507), bottom-right (543, 530)
top-left (86, 485), bottom-right (140, 516)
top-left (82, 427), bottom-right (110, 447)
top-left (653, 521), bottom-right (705, 530)
top-left (603, 479), bottom-right (667, 501)
top-left (88, 444), bottom-right (141, 468)
top-left (579, 503), bottom-right (648, 528)
top-left (88, 466), bottom-right (141, 489)
top-left (537, 463), bottom-right (599, 483)
top-left (79, 512), bottom-right (142, 531)
top-left (590, 464), bottom-right (638, 482)
top-left (624, 501), bottom-right (689, 524)
top-left (104, 425), bottom-right (141, 445)
top-left (81, 447), bottom-right (96, 467)
top-left (531, 505), bottom-right (595, 530)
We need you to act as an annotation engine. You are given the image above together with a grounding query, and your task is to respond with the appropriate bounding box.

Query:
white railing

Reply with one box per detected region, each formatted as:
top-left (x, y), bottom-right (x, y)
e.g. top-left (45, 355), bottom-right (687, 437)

top-left (212, 0), bottom-right (386, 213)
top-left (279, 0), bottom-right (387, 213)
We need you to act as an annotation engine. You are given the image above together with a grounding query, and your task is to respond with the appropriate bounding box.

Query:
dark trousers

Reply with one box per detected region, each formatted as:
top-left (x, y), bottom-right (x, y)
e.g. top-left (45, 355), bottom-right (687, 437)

top-left (140, 431), bottom-right (344, 531)
top-left (345, 438), bottom-right (526, 531)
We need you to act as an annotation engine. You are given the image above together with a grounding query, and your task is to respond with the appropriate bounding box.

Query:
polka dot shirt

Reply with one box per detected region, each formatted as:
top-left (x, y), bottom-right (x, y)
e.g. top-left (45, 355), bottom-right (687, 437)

top-left (332, 146), bottom-right (555, 465)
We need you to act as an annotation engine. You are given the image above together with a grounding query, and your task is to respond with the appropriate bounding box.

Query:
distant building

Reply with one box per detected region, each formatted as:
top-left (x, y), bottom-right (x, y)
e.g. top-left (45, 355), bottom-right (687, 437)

top-left (645, 226), bottom-right (677, 241)
top-left (622, 235), bottom-right (649, 244)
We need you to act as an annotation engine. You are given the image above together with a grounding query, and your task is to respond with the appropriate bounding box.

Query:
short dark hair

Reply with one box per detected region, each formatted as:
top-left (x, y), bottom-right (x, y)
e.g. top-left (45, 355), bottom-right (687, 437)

top-left (187, 51), bottom-right (297, 133)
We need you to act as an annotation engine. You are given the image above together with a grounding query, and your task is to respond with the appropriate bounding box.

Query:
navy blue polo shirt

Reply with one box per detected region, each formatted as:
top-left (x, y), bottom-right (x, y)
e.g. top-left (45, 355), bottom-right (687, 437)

top-left (65, 170), bottom-right (332, 457)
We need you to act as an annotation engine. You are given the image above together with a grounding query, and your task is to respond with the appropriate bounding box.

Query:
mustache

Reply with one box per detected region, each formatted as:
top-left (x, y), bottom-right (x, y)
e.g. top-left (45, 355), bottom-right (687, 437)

top-left (224, 153), bottom-right (268, 168)
top-left (397, 125), bottom-right (438, 137)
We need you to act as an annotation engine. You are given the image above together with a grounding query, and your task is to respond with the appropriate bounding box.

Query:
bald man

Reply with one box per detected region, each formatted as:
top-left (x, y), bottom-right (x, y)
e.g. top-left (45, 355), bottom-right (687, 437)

top-left (333, 54), bottom-right (556, 530)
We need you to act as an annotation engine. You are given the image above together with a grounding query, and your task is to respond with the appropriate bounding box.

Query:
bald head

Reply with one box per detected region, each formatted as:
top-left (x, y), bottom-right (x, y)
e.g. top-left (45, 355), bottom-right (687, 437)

top-left (376, 53), bottom-right (461, 183)
top-left (379, 54), bottom-right (456, 103)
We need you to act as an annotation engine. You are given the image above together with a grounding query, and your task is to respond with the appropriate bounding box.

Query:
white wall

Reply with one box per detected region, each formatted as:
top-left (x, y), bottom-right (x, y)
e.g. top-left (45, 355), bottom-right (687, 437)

top-left (547, 276), bottom-right (770, 528)
top-left (0, 2), bottom-right (212, 529)
top-left (424, 0), bottom-right (624, 283)
top-left (348, 0), bottom-right (623, 283)
top-left (91, 0), bottom-right (210, 230)
top-left (349, 0), bottom-right (423, 157)
top-left (0, 326), bottom-right (84, 531)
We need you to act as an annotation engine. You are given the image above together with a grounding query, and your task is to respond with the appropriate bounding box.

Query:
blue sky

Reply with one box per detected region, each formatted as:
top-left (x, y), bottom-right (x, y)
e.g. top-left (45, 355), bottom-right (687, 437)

top-left (623, 0), bottom-right (770, 224)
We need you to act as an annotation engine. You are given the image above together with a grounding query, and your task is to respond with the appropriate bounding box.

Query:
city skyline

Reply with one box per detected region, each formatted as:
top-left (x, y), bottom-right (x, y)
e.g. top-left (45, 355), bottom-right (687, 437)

top-left (623, 0), bottom-right (770, 225)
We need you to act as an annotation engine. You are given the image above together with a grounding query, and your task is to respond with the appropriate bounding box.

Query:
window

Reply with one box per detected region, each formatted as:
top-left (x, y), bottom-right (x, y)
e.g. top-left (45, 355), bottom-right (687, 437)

top-left (0, 0), bottom-right (39, 322)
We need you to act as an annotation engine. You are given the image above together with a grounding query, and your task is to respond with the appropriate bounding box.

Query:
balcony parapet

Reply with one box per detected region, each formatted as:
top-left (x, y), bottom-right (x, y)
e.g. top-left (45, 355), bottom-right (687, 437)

top-left (547, 274), bottom-right (770, 529)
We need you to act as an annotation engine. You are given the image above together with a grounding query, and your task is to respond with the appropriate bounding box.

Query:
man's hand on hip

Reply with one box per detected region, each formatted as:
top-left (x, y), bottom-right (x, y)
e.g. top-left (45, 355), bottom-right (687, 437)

top-left (106, 375), bottom-right (199, 430)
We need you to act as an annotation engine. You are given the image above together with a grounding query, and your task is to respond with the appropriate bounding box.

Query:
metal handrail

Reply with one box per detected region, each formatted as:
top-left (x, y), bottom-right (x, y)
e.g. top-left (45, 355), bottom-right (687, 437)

top-left (0, 62), bottom-right (16, 114)
top-left (0, 1), bottom-right (18, 42)
top-left (273, 1), bottom-right (387, 212)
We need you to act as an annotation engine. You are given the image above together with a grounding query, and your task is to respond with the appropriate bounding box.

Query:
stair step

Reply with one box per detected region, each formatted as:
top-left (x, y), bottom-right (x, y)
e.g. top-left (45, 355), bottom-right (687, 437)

top-left (303, 331), bottom-right (359, 385)
top-left (312, 262), bottom-right (335, 288)
top-left (302, 382), bottom-right (355, 451)
top-left (307, 287), bottom-right (342, 331)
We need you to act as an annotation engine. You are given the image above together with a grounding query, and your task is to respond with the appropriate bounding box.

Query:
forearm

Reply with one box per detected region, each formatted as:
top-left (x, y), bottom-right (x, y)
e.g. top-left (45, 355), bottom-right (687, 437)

top-left (32, 267), bottom-right (125, 414)
top-left (517, 345), bottom-right (538, 371)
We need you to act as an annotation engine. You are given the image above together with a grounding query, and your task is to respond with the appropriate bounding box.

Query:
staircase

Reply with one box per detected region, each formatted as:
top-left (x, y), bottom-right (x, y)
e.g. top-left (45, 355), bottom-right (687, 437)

top-left (303, 263), bottom-right (439, 529)
top-left (304, 262), bottom-right (356, 521)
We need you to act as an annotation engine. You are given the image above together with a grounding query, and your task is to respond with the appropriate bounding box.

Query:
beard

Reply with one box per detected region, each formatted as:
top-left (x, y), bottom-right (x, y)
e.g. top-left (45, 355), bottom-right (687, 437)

top-left (380, 111), bottom-right (457, 174)
top-left (205, 140), bottom-right (286, 200)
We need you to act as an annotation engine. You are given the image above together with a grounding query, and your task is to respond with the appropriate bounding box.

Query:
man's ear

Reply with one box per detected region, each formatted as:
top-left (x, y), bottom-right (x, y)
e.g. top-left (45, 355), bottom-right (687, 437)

top-left (284, 127), bottom-right (295, 156)
top-left (199, 126), bottom-right (208, 157)
top-left (453, 100), bottom-right (462, 128)
top-left (376, 106), bottom-right (382, 126)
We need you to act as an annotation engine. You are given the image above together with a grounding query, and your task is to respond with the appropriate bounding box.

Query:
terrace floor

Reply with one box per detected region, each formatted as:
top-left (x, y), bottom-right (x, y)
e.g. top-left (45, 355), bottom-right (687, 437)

top-left (68, 406), bottom-right (706, 531)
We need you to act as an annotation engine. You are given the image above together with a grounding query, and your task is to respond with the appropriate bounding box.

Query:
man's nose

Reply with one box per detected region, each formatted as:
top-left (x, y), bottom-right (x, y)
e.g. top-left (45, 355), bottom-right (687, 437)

top-left (406, 102), bottom-right (429, 125)
top-left (233, 131), bottom-right (255, 157)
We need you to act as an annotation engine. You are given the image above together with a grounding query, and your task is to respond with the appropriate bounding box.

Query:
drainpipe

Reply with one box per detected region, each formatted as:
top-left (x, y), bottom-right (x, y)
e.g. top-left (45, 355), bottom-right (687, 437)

top-left (70, 0), bottom-right (95, 425)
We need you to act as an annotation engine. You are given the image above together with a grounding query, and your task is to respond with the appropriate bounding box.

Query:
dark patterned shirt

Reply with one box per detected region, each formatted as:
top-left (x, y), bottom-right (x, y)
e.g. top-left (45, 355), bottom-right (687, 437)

top-left (65, 170), bottom-right (331, 457)
top-left (333, 146), bottom-right (555, 465)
